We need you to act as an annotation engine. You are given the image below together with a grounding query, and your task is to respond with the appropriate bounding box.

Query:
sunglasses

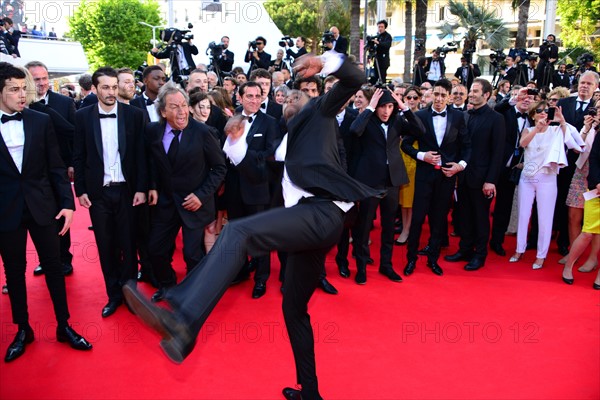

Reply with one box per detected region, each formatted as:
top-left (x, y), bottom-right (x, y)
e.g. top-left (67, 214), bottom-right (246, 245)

top-left (548, 98), bottom-right (559, 102)
top-left (405, 95), bottom-right (419, 100)
top-left (535, 108), bottom-right (549, 114)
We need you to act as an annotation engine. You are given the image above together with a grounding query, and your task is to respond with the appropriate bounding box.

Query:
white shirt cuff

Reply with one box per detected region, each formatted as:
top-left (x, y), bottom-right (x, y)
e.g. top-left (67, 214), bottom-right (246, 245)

top-left (459, 160), bottom-right (467, 169)
top-left (320, 50), bottom-right (344, 76)
top-left (223, 136), bottom-right (248, 166)
top-left (417, 152), bottom-right (426, 161)
top-left (365, 106), bottom-right (375, 113)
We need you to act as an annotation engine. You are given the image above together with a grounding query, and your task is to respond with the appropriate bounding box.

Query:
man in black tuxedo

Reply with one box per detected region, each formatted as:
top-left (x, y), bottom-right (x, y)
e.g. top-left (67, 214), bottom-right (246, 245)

top-left (350, 88), bottom-right (425, 284)
top-left (145, 83), bottom-right (226, 303)
top-left (444, 78), bottom-right (505, 270)
top-left (25, 60), bottom-right (77, 276)
top-left (501, 56), bottom-right (517, 85)
top-left (0, 62), bottom-right (91, 362)
top-left (425, 50), bottom-right (446, 85)
top-left (454, 57), bottom-right (481, 90)
top-left (224, 81), bottom-right (278, 298)
top-left (73, 67), bottom-right (148, 318)
top-left (537, 34), bottom-right (559, 88)
top-left (130, 65), bottom-right (167, 123)
top-left (401, 79), bottom-right (471, 277)
top-left (215, 35), bottom-right (234, 76)
top-left (369, 19), bottom-right (393, 84)
top-left (554, 71), bottom-right (599, 255)
top-left (329, 26), bottom-right (348, 54)
top-left (76, 74), bottom-right (98, 109)
top-left (124, 52), bottom-right (380, 400)
top-left (526, 57), bottom-right (539, 84)
top-left (553, 63), bottom-right (571, 89)
top-left (151, 35), bottom-right (198, 81)
top-left (285, 36), bottom-right (308, 61)
top-left (244, 36), bottom-right (270, 77)
top-left (2, 17), bottom-right (20, 57)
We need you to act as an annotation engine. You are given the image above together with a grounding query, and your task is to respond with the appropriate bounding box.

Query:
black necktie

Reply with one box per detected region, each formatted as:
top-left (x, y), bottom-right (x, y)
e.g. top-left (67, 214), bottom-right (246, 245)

top-left (146, 98), bottom-right (154, 106)
top-left (516, 112), bottom-right (527, 119)
top-left (167, 130), bottom-right (181, 165)
top-left (432, 111), bottom-right (446, 117)
top-left (576, 101), bottom-right (588, 111)
top-left (1, 113), bottom-right (23, 123)
top-left (99, 113), bottom-right (117, 119)
top-left (260, 103), bottom-right (266, 110)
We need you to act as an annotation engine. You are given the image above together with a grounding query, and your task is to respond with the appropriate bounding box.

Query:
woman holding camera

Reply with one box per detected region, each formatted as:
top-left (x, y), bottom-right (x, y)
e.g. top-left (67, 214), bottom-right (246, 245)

top-left (510, 102), bottom-right (584, 269)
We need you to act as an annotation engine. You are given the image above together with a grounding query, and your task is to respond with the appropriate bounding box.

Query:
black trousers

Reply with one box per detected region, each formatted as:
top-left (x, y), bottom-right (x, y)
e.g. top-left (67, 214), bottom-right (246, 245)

top-left (0, 210), bottom-right (70, 326)
top-left (88, 185), bottom-right (137, 302)
top-left (148, 208), bottom-right (206, 288)
top-left (353, 187), bottom-right (399, 270)
top-left (456, 185), bottom-right (493, 260)
top-left (407, 172), bottom-right (455, 263)
top-left (491, 167), bottom-right (516, 246)
top-left (165, 200), bottom-right (345, 399)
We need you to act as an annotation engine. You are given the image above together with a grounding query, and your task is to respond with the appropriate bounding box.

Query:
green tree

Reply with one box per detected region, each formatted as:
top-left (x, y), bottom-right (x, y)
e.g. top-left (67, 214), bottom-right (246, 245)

top-left (264, 0), bottom-right (349, 54)
top-left (557, 0), bottom-right (600, 61)
top-left (414, 0), bottom-right (428, 59)
top-left (350, 0), bottom-right (361, 57)
top-left (68, 0), bottom-right (162, 70)
top-left (512, 0), bottom-right (531, 49)
top-left (438, 0), bottom-right (509, 58)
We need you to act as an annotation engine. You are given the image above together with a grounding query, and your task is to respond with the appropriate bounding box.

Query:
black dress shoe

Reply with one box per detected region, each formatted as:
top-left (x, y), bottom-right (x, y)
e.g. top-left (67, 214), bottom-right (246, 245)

top-left (88, 225), bottom-right (94, 231)
top-left (558, 246), bottom-right (569, 256)
top-left (355, 269), bottom-right (366, 285)
top-left (56, 326), bottom-right (92, 351)
top-left (464, 258), bottom-right (485, 271)
top-left (379, 268), bottom-right (403, 282)
top-left (444, 251), bottom-right (472, 262)
top-left (63, 263), bottom-right (74, 276)
top-left (33, 265), bottom-right (44, 276)
top-left (151, 287), bottom-right (168, 303)
top-left (337, 263), bottom-right (350, 278)
top-left (490, 242), bottom-right (506, 256)
top-left (417, 245), bottom-right (431, 256)
top-left (404, 261), bottom-right (416, 276)
top-left (137, 269), bottom-right (160, 288)
top-left (320, 278), bottom-right (338, 295)
top-left (4, 327), bottom-right (34, 362)
top-left (427, 261), bottom-right (444, 276)
top-left (252, 282), bottom-right (266, 299)
top-left (102, 300), bottom-right (122, 318)
top-left (593, 282), bottom-right (600, 290)
top-left (282, 387), bottom-right (302, 400)
top-left (123, 281), bottom-right (194, 363)
top-left (2, 284), bottom-right (7, 295)
top-left (394, 238), bottom-right (407, 246)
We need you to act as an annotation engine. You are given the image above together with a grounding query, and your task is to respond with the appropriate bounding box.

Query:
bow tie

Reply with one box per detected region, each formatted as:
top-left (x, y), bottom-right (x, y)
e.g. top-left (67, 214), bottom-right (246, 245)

top-left (528, 67), bottom-right (534, 70)
top-left (38, 99), bottom-right (46, 105)
top-left (246, 116), bottom-right (254, 124)
top-left (1, 113), bottom-right (23, 123)
top-left (99, 113), bottom-right (117, 119)
top-left (516, 112), bottom-right (527, 119)
top-left (146, 98), bottom-right (154, 106)
top-left (260, 103), bottom-right (266, 109)
top-left (432, 111), bottom-right (446, 117)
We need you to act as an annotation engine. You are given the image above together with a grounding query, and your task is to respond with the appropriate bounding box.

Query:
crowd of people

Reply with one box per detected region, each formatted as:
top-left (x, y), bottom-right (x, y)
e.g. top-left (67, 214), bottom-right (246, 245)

top-left (1, 25), bottom-right (600, 399)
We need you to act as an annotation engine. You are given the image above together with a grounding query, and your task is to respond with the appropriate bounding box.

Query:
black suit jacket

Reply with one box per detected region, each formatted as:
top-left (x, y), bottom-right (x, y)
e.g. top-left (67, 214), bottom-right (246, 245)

top-left (461, 105), bottom-right (505, 188)
top-left (286, 46), bottom-right (307, 60)
top-left (245, 50), bottom-right (271, 75)
top-left (558, 96), bottom-right (588, 131)
top-left (454, 64), bottom-right (481, 89)
top-left (29, 102), bottom-right (75, 168)
top-left (130, 95), bottom-right (154, 123)
top-left (375, 31), bottom-right (392, 67)
top-left (502, 67), bottom-right (517, 85)
top-left (146, 118), bottom-right (226, 229)
top-left (333, 36), bottom-right (348, 54)
top-left (73, 103), bottom-right (148, 200)
top-left (339, 107), bottom-right (358, 174)
top-left (77, 93), bottom-right (98, 110)
top-left (553, 72), bottom-right (571, 89)
top-left (216, 49), bottom-right (234, 73)
top-left (0, 108), bottom-right (74, 232)
top-left (425, 57), bottom-right (446, 80)
top-left (225, 110), bottom-right (278, 205)
top-left (46, 91), bottom-right (76, 125)
top-left (494, 99), bottom-right (533, 166)
top-left (284, 59), bottom-right (381, 202)
top-left (350, 109), bottom-right (425, 189)
top-left (402, 107), bottom-right (471, 183)
top-left (236, 101), bottom-right (283, 123)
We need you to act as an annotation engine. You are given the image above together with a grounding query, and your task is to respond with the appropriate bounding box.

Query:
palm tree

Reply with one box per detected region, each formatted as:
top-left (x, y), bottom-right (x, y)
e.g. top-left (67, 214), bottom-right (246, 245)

top-left (438, 0), bottom-right (510, 58)
top-left (350, 0), bottom-right (361, 56)
top-left (513, 0), bottom-right (531, 49)
top-left (404, 0), bottom-right (413, 82)
top-left (414, 0), bottom-right (428, 59)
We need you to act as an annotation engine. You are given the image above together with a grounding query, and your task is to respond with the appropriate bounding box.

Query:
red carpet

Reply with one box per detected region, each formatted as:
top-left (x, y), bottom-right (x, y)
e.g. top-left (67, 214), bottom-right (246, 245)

top-left (1, 205), bottom-right (599, 399)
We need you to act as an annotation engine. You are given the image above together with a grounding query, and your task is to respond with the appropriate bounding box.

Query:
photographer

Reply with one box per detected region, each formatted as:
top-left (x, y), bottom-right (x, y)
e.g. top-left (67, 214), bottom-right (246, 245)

top-left (537, 34), bottom-right (558, 88)
top-left (215, 36), bottom-right (234, 75)
top-left (454, 56), bottom-right (481, 90)
top-left (329, 26), bottom-right (348, 54)
top-left (553, 63), bottom-right (571, 89)
top-left (151, 28), bottom-right (198, 81)
top-left (501, 55), bottom-right (517, 85)
top-left (2, 17), bottom-right (19, 57)
top-left (244, 36), bottom-right (271, 77)
top-left (285, 36), bottom-right (307, 60)
top-left (573, 54), bottom-right (597, 86)
top-left (369, 20), bottom-right (392, 84)
top-left (425, 49), bottom-right (446, 85)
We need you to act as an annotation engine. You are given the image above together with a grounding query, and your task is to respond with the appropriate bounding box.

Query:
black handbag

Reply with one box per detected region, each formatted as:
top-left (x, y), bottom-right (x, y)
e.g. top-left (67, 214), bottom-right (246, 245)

top-left (508, 154), bottom-right (524, 185)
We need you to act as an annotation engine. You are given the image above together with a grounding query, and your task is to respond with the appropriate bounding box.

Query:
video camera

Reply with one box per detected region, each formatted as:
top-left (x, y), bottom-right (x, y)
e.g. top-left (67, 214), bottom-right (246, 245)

top-left (159, 23), bottom-right (194, 45)
top-left (279, 36), bottom-right (293, 48)
top-left (248, 40), bottom-right (258, 51)
top-left (133, 61), bottom-right (148, 83)
top-left (508, 48), bottom-right (537, 63)
top-left (321, 31), bottom-right (335, 49)
top-left (207, 41), bottom-right (224, 57)
top-left (435, 42), bottom-right (458, 57)
top-left (415, 38), bottom-right (424, 52)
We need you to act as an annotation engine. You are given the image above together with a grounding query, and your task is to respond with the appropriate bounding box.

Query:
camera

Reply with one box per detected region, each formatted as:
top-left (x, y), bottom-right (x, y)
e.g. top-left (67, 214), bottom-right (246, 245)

top-left (489, 49), bottom-right (506, 65)
top-left (133, 62), bottom-right (147, 83)
top-left (415, 38), bottom-right (424, 52)
top-left (159, 23), bottom-right (194, 45)
top-left (248, 40), bottom-right (258, 51)
top-left (586, 107), bottom-right (598, 117)
top-left (279, 36), bottom-right (293, 48)
top-left (435, 42), bottom-right (458, 57)
top-left (527, 88), bottom-right (539, 96)
top-left (207, 41), bottom-right (224, 56)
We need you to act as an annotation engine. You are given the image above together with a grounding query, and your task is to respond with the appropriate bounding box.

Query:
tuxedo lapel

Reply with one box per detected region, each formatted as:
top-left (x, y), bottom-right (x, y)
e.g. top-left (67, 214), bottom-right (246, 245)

top-left (425, 111), bottom-right (437, 148)
top-left (117, 103), bottom-right (126, 163)
top-left (246, 113), bottom-right (261, 144)
top-left (91, 107), bottom-right (103, 160)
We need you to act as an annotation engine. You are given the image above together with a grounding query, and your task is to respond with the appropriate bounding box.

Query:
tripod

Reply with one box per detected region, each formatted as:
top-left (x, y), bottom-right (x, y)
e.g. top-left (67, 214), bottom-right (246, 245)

top-left (367, 51), bottom-right (384, 85)
top-left (538, 60), bottom-right (555, 89)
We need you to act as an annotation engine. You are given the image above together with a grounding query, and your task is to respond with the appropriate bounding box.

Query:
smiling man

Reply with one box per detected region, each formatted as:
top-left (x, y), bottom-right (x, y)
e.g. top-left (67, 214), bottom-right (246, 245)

top-left (73, 67), bottom-right (148, 318)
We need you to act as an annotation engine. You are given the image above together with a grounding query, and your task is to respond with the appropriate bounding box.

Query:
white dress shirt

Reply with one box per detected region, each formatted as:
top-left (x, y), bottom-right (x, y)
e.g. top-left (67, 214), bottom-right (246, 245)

top-left (222, 112), bottom-right (253, 165)
top-left (143, 93), bottom-right (160, 122)
top-left (0, 111), bottom-right (25, 173)
top-left (99, 104), bottom-right (125, 185)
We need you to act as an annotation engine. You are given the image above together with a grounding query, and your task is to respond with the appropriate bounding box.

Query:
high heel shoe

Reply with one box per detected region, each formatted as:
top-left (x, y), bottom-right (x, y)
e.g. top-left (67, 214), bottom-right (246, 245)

top-left (532, 258), bottom-right (545, 270)
top-left (593, 282), bottom-right (600, 290)
top-left (562, 276), bottom-right (574, 285)
top-left (577, 262), bottom-right (598, 273)
top-left (394, 239), bottom-right (407, 246)
top-left (509, 253), bottom-right (523, 263)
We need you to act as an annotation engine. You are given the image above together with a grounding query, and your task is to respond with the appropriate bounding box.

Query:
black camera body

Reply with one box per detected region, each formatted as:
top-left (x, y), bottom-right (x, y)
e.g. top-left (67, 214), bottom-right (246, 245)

top-left (279, 36), bottom-right (293, 47)
top-left (436, 42), bottom-right (458, 57)
top-left (160, 24), bottom-right (194, 46)
top-left (248, 40), bottom-right (258, 51)
top-left (207, 41), bottom-right (224, 57)
top-left (586, 107), bottom-right (598, 117)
